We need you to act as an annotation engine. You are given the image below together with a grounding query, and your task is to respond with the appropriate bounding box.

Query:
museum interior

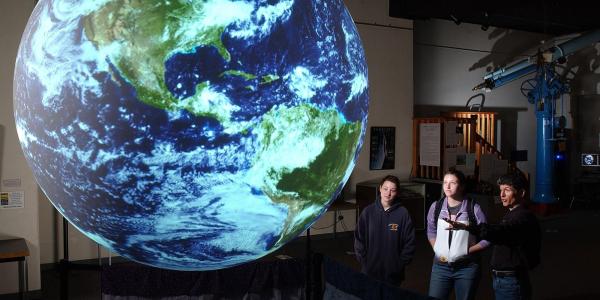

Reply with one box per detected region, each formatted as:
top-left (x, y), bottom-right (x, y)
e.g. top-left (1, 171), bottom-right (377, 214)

top-left (2, 1), bottom-right (600, 300)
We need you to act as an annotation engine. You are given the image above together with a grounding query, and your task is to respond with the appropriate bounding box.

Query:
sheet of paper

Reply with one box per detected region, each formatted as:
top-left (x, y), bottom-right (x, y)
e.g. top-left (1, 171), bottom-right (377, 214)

top-left (419, 123), bottom-right (441, 166)
top-left (0, 191), bottom-right (25, 209)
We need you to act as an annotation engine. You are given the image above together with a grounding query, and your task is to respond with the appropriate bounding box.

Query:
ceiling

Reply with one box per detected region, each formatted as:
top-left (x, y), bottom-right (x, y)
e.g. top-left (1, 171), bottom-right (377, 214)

top-left (389, 2), bottom-right (599, 35)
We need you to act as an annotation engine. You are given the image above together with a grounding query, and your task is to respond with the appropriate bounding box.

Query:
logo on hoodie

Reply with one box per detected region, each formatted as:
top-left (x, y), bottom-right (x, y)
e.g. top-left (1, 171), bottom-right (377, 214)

top-left (388, 223), bottom-right (399, 231)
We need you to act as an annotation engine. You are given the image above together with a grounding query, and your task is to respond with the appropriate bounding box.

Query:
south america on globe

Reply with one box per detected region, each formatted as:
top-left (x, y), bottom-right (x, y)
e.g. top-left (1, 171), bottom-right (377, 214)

top-left (14, 0), bottom-right (369, 270)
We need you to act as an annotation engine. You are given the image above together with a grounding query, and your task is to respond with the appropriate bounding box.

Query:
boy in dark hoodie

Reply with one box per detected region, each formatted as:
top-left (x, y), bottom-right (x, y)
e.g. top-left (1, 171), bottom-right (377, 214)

top-left (354, 175), bottom-right (416, 285)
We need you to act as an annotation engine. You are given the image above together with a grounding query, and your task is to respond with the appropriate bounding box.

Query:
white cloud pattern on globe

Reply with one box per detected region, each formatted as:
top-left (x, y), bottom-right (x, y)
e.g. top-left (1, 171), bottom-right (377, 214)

top-left (14, 0), bottom-right (369, 270)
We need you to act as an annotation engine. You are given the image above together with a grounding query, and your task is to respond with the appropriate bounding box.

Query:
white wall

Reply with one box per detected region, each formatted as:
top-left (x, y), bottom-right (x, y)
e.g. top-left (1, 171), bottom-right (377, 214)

top-left (414, 19), bottom-right (551, 192)
top-left (343, 0), bottom-right (414, 196)
top-left (0, 0), bottom-right (40, 295)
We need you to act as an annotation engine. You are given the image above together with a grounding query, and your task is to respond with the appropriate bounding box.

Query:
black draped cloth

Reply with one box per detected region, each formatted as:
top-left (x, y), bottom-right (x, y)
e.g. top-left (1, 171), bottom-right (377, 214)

top-left (101, 258), bottom-right (305, 299)
top-left (322, 256), bottom-right (433, 300)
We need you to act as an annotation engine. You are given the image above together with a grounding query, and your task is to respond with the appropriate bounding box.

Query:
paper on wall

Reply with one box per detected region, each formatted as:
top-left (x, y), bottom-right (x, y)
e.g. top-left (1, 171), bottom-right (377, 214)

top-left (420, 123), bottom-right (441, 166)
top-left (0, 191), bottom-right (25, 209)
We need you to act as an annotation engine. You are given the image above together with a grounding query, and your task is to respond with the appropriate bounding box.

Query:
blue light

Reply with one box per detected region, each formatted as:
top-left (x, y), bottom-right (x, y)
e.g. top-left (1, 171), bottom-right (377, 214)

top-left (555, 153), bottom-right (565, 160)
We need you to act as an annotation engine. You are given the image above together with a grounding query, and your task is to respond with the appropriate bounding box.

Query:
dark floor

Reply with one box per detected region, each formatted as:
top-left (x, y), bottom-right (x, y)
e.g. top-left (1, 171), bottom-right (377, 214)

top-left (6, 208), bottom-right (600, 300)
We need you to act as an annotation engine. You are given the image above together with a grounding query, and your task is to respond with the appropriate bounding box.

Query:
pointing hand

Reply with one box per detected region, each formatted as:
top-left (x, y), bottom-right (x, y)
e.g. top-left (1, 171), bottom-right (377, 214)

top-left (442, 218), bottom-right (469, 230)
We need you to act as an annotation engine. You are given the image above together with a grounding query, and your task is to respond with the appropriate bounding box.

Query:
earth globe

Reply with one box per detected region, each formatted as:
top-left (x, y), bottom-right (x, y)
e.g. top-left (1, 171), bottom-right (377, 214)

top-left (14, 0), bottom-right (369, 270)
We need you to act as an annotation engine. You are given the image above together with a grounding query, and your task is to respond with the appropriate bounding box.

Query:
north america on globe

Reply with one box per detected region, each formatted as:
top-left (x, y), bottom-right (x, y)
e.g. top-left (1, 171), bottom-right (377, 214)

top-left (14, 0), bottom-right (369, 270)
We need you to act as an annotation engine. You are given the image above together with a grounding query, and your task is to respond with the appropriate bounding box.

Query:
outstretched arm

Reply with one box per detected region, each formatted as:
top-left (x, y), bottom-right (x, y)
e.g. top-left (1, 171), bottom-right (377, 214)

top-left (444, 216), bottom-right (535, 246)
top-left (478, 217), bottom-right (535, 245)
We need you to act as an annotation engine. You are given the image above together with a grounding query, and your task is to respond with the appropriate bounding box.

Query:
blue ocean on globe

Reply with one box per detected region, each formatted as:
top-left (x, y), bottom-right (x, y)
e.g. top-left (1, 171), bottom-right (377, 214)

top-left (14, 0), bottom-right (369, 270)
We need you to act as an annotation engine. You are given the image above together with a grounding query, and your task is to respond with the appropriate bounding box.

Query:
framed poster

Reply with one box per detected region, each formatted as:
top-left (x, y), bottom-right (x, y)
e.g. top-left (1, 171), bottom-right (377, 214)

top-left (370, 127), bottom-right (395, 170)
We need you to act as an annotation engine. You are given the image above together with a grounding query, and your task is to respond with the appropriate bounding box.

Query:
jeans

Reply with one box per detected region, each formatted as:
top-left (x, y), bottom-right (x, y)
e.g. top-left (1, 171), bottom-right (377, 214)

top-left (429, 262), bottom-right (480, 300)
top-left (493, 273), bottom-right (531, 300)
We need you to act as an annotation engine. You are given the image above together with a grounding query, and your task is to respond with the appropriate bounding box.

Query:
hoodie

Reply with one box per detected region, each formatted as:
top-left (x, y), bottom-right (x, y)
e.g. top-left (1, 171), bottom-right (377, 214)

top-left (354, 196), bottom-right (416, 285)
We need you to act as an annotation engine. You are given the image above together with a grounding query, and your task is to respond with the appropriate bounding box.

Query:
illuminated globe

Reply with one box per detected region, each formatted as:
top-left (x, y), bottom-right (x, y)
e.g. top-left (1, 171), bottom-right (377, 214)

top-left (14, 0), bottom-right (368, 270)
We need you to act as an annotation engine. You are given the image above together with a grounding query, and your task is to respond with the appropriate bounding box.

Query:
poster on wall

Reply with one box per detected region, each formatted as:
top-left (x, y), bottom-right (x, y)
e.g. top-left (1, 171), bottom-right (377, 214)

top-left (0, 191), bottom-right (25, 209)
top-left (370, 127), bottom-right (395, 170)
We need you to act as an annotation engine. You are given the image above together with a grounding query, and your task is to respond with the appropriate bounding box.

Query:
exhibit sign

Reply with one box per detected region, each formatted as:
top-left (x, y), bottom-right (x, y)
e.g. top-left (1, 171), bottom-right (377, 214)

top-left (0, 191), bottom-right (25, 209)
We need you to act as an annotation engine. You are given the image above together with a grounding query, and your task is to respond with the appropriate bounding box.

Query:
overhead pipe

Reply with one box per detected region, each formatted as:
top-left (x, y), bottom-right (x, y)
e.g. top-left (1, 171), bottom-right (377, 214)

top-left (473, 29), bottom-right (600, 91)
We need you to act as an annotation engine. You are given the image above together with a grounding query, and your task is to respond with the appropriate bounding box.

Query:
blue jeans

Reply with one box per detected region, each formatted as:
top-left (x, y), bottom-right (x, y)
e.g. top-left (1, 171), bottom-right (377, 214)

top-left (429, 262), bottom-right (480, 300)
top-left (493, 274), bottom-right (531, 300)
